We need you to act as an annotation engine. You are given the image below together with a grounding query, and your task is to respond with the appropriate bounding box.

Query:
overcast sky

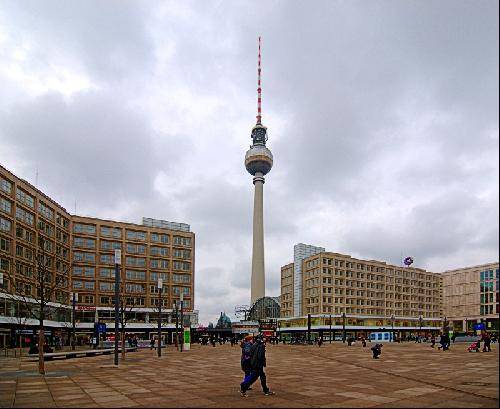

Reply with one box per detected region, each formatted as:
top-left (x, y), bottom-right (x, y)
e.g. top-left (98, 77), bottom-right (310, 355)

top-left (0, 0), bottom-right (498, 325)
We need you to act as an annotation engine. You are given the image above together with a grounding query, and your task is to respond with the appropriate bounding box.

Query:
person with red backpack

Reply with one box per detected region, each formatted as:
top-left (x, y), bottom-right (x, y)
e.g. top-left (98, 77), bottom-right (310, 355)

top-left (240, 335), bottom-right (254, 379)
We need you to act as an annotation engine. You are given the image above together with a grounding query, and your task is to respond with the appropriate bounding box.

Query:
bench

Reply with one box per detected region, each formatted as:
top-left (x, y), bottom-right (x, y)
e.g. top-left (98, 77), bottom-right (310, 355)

top-left (28, 347), bottom-right (137, 361)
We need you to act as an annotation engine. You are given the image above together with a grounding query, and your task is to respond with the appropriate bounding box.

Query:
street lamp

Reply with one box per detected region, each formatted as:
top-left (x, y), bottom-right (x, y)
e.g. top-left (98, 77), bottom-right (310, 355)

top-left (342, 312), bottom-right (346, 343)
top-left (180, 293), bottom-right (184, 352)
top-left (71, 292), bottom-right (77, 351)
top-left (329, 314), bottom-right (332, 344)
top-left (113, 250), bottom-right (121, 366)
top-left (419, 315), bottom-right (423, 339)
top-left (391, 314), bottom-right (395, 342)
top-left (157, 278), bottom-right (163, 357)
top-left (173, 300), bottom-right (179, 350)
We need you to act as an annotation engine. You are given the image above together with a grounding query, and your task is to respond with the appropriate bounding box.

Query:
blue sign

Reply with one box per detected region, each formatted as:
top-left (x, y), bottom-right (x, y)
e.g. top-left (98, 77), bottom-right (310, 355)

top-left (95, 323), bottom-right (107, 333)
top-left (473, 323), bottom-right (485, 331)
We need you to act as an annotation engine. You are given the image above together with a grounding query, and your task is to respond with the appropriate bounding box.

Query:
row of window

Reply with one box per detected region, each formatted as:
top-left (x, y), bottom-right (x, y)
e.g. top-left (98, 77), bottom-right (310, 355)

top-left (480, 269), bottom-right (499, 281)
top-left (72, 280), bottom-right (192, 295)
top-left (73, 223), bottom-right (191, 246)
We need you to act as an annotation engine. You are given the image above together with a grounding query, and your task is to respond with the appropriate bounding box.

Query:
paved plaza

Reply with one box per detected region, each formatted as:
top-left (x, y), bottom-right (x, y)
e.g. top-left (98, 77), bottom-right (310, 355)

top-left (0, 342), bottom-right (498, 408)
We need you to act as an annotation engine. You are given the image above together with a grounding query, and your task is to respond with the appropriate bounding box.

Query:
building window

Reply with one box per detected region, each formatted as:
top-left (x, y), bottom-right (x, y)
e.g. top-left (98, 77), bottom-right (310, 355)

top-left (125, 270), bottom-right (146, 280)
top-left (172, 274), bottom-right (191, 283)
top-left (125, 283), bottom-right (145, 293)
top-left (99, 282), bottom-right (113, 291)
top-left (151, 233), bottom-right (169, 244)
top-left (0, 217), bottom-right (12, 232)
top-left (126, 243), bottom-right (146, 254)
top-left (150, 259), bottom-right (169, 269)
top-left (101, 240), bottom-right (121, 251)
top-left (0, 197), bottom-right (12, 215)
top-left (73, 223), bottom-right (96, 235)
top-left (150, 272), bottom-right (168, 282)
top-left (150, 246), bottom-right (168, 257)
top-left (126, 230), bottom-right (146, 241)
top-left (16, 189), bottom-right (34, 208)
top-left (173, 236), bottom-right (191, 246)
top-left (38, 201), bottom-right (54, 220)
top-left (73, 266), bottom-right (95, 277)
top-left (74, 237), bottom-right (96, 249)
top-left (100, 254), bottom-right (114, 265)
top-left (84, 281), bottom-right (95, 290)
top-left (73, 251), bottom-right (96, 263)
top-left (100, 268), bottom-right (115, 278)
top-left (125, 256), bottom-right (146, 267)
top-left (100, 226), bottom-right (122, 238)
top-left (0, 177), bottom-right (12, 194)
top-left (173, 286), bottom-right (190, 296)
top-left (15, 207), bottom-right (34, 226)
top-left (72, 280), bottom-right (83, 289)
top-left (173, 261), bottom-right (190, 271)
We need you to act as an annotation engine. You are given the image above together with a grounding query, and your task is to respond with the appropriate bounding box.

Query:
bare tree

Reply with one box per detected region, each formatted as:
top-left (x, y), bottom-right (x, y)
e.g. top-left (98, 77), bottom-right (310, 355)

top-left (116, 285), bottom-right (138, 361)
top-left (2, 235), bottom-right (71, 374)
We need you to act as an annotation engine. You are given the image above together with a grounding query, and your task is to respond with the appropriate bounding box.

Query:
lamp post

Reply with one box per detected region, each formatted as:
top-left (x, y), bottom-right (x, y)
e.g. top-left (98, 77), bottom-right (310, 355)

top-left (157, 278), bottom-right (163, 357)
top-left (180, 293), bottom-right (184, 352)
top-left (71, 292), bottom-right (77, 351)
top-left (342, 312), bottom-right (346, 343)
top-left (113, 250), bottom-right (121, 366)
top-left (307, 314), bottom-right (311, 345)
top-left (173, 300), bottom-right (179, 350)
top-left (391, 314), bottom-right (395, 342)
top-left (329, 314), bottom-right (332, 343)
top-left (419, 315), bottom-right (423, 339)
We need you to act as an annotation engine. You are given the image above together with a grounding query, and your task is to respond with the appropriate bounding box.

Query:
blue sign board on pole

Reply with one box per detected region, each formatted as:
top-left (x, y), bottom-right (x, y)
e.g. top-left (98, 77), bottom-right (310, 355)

top-left (473, 323), bottom-right (485, 331)
top-left (96, 323), bottom-right (107, 333)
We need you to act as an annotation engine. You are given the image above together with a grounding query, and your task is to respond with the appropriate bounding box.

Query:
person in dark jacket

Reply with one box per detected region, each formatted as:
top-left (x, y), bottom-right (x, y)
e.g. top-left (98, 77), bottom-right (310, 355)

top-left (371, 343), bottom-right (382, 359)
top-left (240, 335), bottom-right (275, 397)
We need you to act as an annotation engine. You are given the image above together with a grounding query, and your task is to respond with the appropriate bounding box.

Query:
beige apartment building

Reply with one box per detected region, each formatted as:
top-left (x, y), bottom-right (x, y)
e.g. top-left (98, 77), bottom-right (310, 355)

top-left (299, 252), bottom-right (442, 318)
top-left (442, 262), bottom-right (499, 333)
top-left (280, 263), bottom-right (294, 317)
top-left (0, 164), bottom-right (196, 346)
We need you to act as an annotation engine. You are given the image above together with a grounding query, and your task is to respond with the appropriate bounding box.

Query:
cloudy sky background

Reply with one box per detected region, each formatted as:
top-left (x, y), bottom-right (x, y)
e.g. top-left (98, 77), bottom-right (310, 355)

top-left (0, 0), bottom-right (498, 325)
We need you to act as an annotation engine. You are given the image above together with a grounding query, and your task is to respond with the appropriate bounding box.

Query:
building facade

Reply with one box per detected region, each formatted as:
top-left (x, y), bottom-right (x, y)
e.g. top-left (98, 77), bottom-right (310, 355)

top-left (293, 243), bottom-right (324, 317)
top-left (0, 164), bottom-right (197, 347)
top-left (442, 262), bottom-right (499, 333)
top-left (280, 263), bottom-right (294, 318)
top-left (300, 251), bottom-right (442, 319)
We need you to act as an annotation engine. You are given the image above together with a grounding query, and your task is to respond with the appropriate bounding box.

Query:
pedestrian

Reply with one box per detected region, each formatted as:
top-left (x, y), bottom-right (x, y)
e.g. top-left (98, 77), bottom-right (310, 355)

top-left (361, 337), bottom-right (367, 347)
top-left (371, 343), bottom-right (382, 359)
top-left (451, 333), bottom-right (456, 343)
top-left (240, 335), bottom-right (254, 381)
top-left (482, 332), bottom-right (492, 352)
top-left (240, 335), bottom-right (275, 397)
top-left (430, 335), bottom-right (436, 348)
top-left (318, 337), bottom-right (323, 347)
top-left (150, 337), bottom-right (155, 350)
top-left (347, 337), bottom-right (353, 346)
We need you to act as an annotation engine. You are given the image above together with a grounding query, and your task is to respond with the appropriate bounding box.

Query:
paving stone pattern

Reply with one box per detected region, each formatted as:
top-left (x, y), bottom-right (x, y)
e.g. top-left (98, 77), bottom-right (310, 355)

top-left (0, 342), bottom-right (498, 407)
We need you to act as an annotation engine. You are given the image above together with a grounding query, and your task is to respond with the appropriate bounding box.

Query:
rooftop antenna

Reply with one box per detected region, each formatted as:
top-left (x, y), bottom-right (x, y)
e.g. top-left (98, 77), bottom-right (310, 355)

top-left (256, 36), bottom-right (262, 125)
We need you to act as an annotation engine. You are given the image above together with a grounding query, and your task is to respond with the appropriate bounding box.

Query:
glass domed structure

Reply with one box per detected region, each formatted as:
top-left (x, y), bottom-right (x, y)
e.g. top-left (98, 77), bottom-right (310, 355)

top-left (248, 296), bottom-right (280, 321)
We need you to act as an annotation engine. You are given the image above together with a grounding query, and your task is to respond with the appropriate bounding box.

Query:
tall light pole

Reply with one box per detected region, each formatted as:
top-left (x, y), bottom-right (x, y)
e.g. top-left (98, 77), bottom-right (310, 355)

top-left (342, 312), bottom-right (346, 343)
top-left (180, 293), bottom-right (184, 352)
top-left (71, 292), bottom-right (77, 351)
top-left (391, 314), bottom-right (395, 342)
top-left (329, 314), bottom-right (332, 344)
top-left (157, 279), bottom-right (163, 357)
top-left (173, 301), bottom-right (179, 350)
top-left (419, 315), bottom-right (423, 339)
top-left (113, 250), bottom-right (121, 366)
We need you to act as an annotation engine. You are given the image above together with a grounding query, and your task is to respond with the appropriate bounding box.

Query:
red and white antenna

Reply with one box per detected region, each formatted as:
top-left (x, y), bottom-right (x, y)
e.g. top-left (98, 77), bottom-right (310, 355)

top-left (256, 36), bottom-right (262, 125)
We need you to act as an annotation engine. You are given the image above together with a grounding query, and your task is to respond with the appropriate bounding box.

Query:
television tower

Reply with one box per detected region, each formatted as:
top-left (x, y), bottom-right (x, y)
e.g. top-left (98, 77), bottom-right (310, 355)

top-left (244, 37), bottom-right (273, 305)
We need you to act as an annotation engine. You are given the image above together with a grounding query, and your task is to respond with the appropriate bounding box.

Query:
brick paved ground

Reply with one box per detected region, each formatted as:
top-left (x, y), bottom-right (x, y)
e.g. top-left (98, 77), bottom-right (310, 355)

top-left (0, 342), bottom-right (498, 408)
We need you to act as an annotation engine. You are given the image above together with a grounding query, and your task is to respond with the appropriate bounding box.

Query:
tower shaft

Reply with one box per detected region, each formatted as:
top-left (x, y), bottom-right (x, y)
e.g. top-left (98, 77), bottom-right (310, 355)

top-left (251, 173), bottom-right (265, 305)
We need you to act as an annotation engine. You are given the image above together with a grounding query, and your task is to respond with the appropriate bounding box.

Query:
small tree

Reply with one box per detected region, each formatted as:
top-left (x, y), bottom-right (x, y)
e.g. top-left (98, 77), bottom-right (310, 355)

top-left (3, 236), bottom-right (71, 374)
top-left (116, 286), bottom-right (138, 361)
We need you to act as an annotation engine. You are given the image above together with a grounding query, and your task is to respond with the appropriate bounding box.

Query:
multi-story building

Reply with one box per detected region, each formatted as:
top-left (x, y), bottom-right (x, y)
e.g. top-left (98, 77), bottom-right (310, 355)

top-left (293, 243), bottom-right (324, 317)
top-left (442, 262), bottom-right (499, 333)
top-left (280, 263), bottom-right (293, 318)
top-left (0, 164), bottom-right (197, 347)
top-left (300, 251), bottom-right (442, 319)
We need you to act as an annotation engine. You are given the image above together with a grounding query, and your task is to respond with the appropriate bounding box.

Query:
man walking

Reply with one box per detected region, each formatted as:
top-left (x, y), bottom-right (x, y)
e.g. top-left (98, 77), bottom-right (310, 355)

top-left (240, 335), bottom-right (275, 397)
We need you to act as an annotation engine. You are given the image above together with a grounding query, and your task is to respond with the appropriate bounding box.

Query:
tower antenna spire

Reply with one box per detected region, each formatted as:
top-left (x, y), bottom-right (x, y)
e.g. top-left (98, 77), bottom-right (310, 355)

top-left (256, 36), bottom-right (262, 125)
